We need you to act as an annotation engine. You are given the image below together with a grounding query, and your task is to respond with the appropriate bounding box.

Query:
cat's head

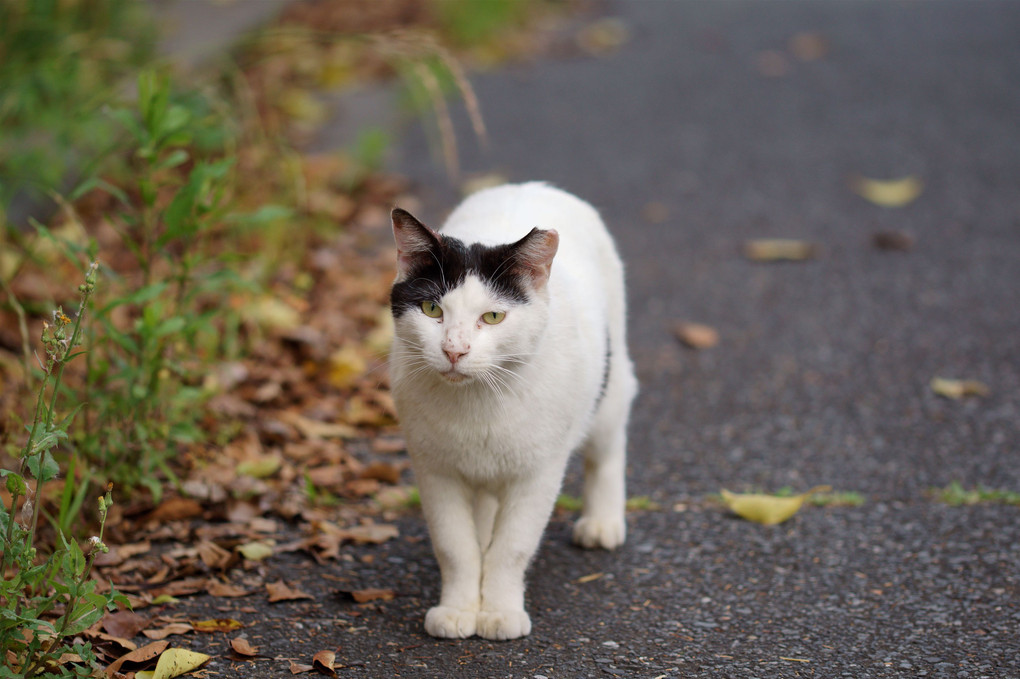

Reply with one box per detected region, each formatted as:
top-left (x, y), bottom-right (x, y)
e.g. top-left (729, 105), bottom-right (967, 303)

top-left (389, 207), bottom-right (558, 386)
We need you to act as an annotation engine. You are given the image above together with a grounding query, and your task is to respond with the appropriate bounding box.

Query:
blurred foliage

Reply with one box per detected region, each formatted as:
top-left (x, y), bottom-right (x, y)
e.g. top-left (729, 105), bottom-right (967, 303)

top-left (0, 0), bottom-right (155, 223)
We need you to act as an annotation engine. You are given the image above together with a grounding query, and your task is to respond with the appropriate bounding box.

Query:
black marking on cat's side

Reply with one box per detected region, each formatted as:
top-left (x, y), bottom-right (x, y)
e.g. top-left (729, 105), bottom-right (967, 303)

top-left (391, 223), bottom-right (539, 318)
top-left (594, 330), bottom-right (612, 409)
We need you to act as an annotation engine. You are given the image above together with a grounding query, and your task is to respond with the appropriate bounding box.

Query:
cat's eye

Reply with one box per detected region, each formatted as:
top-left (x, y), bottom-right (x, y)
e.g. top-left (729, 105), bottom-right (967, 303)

top-left (421, 301), bottom-right (443, 318)
top-left (481, 311), bottom-right (506, 325)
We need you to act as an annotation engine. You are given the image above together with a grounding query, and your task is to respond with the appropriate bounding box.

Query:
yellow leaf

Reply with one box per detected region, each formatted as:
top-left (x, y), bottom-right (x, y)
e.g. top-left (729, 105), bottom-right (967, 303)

top-left (150, 647), bottom-right (210, 679)
top-left (743, 239), bottom-right (817, 261)
top-left (236, 455), bottom-right (282, 479)
top-left (190, 618), bottom-right (243, 633)
top-left (328, 345), bottom-right (367, 389)
top-left (248, 297), bottom-right (301, 332)
top-left (236, 540), bottom-right (275, 561)
top-left (930, 377), bottom-right (990, 399)
top-left (150, 594), bottom-right (180, 605)
top-left (851, 175), bottom-right (924, 207)
top-left (720, 486), bottom-right (831, 525)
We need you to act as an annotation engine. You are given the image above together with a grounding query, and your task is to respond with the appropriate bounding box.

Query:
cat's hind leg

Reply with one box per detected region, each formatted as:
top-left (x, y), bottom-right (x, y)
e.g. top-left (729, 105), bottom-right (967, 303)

top-left (573, 358), bottom-right (637, 550)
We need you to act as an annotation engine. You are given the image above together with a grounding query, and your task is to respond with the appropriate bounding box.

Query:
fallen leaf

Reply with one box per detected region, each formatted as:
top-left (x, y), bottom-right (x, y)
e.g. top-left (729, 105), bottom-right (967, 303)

top-left (206, 581), bottom-right (252, 598)
top-left (360, 462), bottom-right (402, 485)
top-left (672, 322), bottom-right (719, 349)
top-left (280, 411), bottom-right (359, 440)
top-left (312, 649), bottom-right (336, 676)
top-left (236, 455), bottom-right (282, 479)
top-left (230, 637), bottom-right (260, 657)
top-left (577, 572), bottom-right (605, 584)
top-left (290, 661), bottom-right (315, 674)
top-left (267, 580), bottom-right (313, 603)
top-left (197, 540), bottom-right (234, 570)
top-left (850, 175), bottom-right (924, 207)
top-left (755, 49), bottom-right (789, 77)
top-left (320, 521), bottom-right (399, 544)
top-left (327, 345), bottom-right (367, 389)
top-left (148, 497), bottom-right (203, 522)
top-left (871, 230), bottom-right (915, 251)
top-left (720, 485), bottom-right (831, 525)
top-left (191, 618), bottom-right (244, 633)
top-left (142, 623), bottom-right (193, 640)
top-left (744, 239), bottom-right (817, 262)
top-left (102, 610), bottom-right (150, 639)
top-left (344, 588), bottom-right (395, 603)
top-left (788, 32), bottom-right (829, 61)
top-left (236, 540), bottom-right (275, 561)
top-left (105, 640), bottom-right (169, 675)
top-left (248, 296), bottom-right (302, 331)
top-left (930, 377), bottom-right (990, 399)
top-left (150, 647), bottom-right (210, 679)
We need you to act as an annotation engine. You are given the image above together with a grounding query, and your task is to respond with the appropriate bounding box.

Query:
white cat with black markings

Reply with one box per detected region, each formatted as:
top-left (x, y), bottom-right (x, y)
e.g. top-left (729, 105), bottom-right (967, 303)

top-left (388, 182), bottom-right (637, 641)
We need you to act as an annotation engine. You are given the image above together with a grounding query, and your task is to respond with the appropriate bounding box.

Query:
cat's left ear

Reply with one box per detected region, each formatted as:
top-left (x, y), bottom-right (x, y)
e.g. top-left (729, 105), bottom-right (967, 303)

top-left (392, 208), bottom-right (441, 280)
top-left (512, 228), bottom-right (559, 290)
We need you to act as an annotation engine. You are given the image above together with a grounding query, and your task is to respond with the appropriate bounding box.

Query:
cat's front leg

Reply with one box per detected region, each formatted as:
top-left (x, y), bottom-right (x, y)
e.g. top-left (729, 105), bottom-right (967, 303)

top-left (476, 471), bottom-right (563, 640)
top-left (417, 471), bottom-right (482, 638)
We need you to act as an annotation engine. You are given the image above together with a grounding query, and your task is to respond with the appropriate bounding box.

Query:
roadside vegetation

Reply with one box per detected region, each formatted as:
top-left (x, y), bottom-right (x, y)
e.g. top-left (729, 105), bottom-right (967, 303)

top-left (0, 0), bottom-right (578, 674)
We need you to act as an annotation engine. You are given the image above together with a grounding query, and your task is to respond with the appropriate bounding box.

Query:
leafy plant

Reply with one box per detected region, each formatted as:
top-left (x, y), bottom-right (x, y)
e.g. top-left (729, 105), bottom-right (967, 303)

top-left (934, 481), bottom-right (1020, 507)
top-left (0, 0), bottom-right (154, 221)
top-left (69, 70), bottom-right (254, 500)
top-left (0, 262), bottom-right (129, 677)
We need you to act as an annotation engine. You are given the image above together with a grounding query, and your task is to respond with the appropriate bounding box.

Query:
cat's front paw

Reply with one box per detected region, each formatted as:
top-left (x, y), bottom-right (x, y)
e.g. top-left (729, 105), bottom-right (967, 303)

top-left (573, 516), bottom-right (626, 550)
top-left (425, 606), bottom-right (477, 639)
top-left (476, 610), bottom-right (532, 640)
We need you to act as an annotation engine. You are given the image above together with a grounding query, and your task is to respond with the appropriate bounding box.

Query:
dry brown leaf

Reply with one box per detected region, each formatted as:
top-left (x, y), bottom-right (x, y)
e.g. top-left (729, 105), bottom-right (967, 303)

top-left (930, 377), bottom-right (990, 399)
top-left (360, 461), bottom-right (402, 485)
top-left (206, 581), bottom-right (252, 598)
top-left (312, 649), bottom-right (337, 676)
top-left (788, 32), bottom-right (829, 61)
top-left (280, 411), bottom-right (359, 440)
top-left (105, 639), bottom-right (169, 675)
top-left (266, 580), bottom-right (313, 603)
top-left (319, 521), bottom-right (399, 544)
top-left (101, 610), bottom-right (150, 639)
top-left (148, 497), bottom-right (203, 522)
top-left (290, 660), bottom-right (316, 674)
top-left (672, 322), bottom-right (720, 349)
top-left (346, 588), bottom-right (396, 603)
top-left (744, 239), bottom-right (818, 261)
top-left (94, 540), bottom-right (151, 567)
top-left (871, 230), bottom-right (915, 251)
top-left (197, 541), bottom-right (234, 570)
top-left (142, 623), bottom-right (194, 640)
top-left (230, 637), bottom-right (260, 657)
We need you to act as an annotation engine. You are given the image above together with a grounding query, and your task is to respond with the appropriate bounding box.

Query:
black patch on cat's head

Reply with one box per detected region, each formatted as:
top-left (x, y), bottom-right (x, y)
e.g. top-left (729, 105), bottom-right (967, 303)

top-left (390, 208), bottom-right (555, 318)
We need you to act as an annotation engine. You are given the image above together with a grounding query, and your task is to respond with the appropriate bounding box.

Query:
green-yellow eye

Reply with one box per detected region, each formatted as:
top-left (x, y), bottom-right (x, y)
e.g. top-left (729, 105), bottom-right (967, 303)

top-left (482, 311), bottom-right (506, 325)
top-left (421, 301), bottom-right (443, 318)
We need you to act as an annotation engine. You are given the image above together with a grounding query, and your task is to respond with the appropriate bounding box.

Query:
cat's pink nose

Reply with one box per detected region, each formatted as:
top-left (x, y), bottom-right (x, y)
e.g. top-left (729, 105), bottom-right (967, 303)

top-left (444, 348), bottom-right (467, 365)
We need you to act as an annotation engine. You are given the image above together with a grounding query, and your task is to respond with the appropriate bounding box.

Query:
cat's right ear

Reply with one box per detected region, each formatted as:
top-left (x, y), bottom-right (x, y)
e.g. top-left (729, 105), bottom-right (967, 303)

top-left (392, 208), bottom-right (441, 280)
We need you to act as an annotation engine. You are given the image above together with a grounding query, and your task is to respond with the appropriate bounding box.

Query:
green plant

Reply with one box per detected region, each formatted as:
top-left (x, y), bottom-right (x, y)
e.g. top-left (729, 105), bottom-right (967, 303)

top-left (0, 0), bottom-right (154, 220)
top-left (1, 262), bottom-right (129, 677)
top-left (68, 70), bottom-right (254, 499)
top-left (934, 481), bottom-right (1020, 507)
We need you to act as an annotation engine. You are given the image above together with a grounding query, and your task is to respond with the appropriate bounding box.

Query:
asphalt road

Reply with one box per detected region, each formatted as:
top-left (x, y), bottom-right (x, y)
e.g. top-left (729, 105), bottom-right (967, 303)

top-left (172, 2), bottom-right (1020, 677)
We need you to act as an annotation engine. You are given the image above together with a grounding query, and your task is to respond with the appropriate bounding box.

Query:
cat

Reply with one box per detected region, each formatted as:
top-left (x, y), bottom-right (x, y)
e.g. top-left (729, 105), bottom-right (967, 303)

top-left (388, 182), bottom-right (637, 641)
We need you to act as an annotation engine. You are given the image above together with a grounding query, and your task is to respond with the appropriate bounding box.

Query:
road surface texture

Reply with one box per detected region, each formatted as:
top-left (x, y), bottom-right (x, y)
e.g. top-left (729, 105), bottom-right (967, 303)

top-left (173, 2), bottom-right (1020, 677)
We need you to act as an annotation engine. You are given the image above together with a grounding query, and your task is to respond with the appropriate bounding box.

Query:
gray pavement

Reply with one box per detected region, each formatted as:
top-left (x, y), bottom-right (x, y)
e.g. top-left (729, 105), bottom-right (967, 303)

top-left (165, 1), bottom-right (1020, 677)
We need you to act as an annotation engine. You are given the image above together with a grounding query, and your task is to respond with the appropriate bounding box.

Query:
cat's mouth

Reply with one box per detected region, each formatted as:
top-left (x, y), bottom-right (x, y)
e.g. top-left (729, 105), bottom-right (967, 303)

top-left (439, 368), bottom-right (469, 384)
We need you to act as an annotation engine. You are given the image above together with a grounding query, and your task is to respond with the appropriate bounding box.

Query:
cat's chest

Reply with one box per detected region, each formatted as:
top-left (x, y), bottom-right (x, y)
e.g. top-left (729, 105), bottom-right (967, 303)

top-left (396, 383), bottom-right (579, 481)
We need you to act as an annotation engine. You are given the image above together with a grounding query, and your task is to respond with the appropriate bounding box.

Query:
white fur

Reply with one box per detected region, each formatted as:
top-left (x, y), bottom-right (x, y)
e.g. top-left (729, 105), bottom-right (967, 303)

top-left (390, 182), bottom-right (637, 640)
